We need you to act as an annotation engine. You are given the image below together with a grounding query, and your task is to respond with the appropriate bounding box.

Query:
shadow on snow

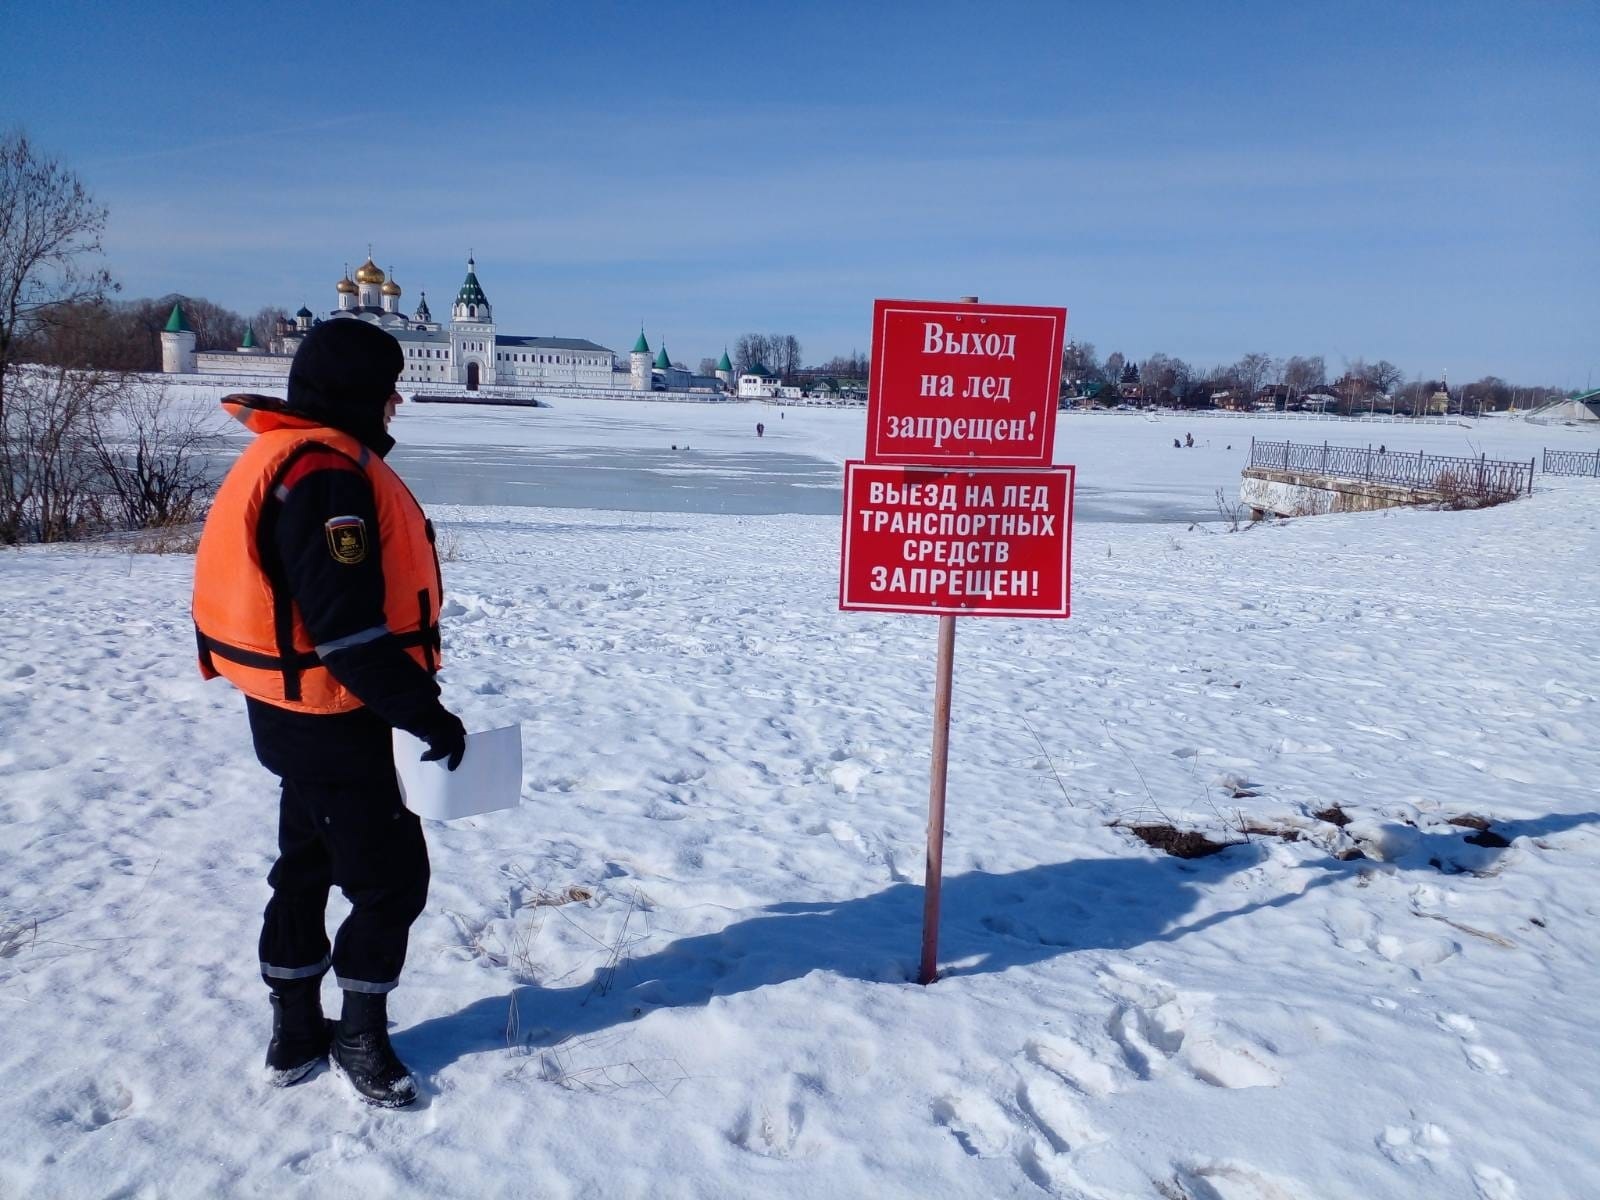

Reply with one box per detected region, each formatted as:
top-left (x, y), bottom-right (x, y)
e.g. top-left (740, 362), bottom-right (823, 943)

top-left (403, 849), bottom-right (1254, 1075)
top-left (401, 811), bottom-right (1599, 1077)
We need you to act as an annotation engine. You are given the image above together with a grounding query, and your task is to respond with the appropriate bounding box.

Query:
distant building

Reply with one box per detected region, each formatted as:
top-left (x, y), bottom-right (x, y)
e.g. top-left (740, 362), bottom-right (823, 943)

top-left (738, 363), bottom-right (781, 398)
top-left (626, 329), bottom-right (727, 393)
top-left (169, 251), bottom-right (614, 391)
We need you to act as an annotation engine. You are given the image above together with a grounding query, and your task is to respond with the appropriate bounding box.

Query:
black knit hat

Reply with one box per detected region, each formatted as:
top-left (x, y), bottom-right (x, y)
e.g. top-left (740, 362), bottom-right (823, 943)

top-left (287, 319), bottom-right (404, 425)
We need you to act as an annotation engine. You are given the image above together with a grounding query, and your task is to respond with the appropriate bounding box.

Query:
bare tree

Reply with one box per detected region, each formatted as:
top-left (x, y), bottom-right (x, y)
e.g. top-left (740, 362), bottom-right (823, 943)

top-left (731, 333), bottom-right (802, 378)
top-left (87, 377), bottom-right (221, 530)
top-left (1282, 354), bottom-right (1326, 401)
top-left (1062, 341), bottom-right (1099, 390)
top-left (0, 131), bottom-right (116, 428)
top-left (732, 333), bottom-right (772, 377)
top-left (0, 366), bottom-right (113, 543)
top-left (251, 305), bottom-right (291, 348)
top-left (697, 356), bottom-right (718, 377)
top-left (1233, 352), bottom-right (1274, 404)
top-left (1364, 359), bottom-right (1404, 398)
top-left (815, 351), bottom-right (869, 379)
top-left (773, 334), bottom-right (802, 378)
top-left (1139, 353), bottom-right (1191, 405)
top-left (1461, 375), bottom-right (1512, 414)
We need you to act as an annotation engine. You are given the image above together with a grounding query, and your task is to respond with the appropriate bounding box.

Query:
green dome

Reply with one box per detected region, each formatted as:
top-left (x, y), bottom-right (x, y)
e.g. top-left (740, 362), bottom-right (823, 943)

top-left (654, 346), bottom-right (670, 369)
top-left (716, 349), bottom-right (732, 371)
top-left (164, 302), bottom-right (192, 333)
top-left (241, 326), bottom-right (256, 348)
top-left (743, 362), bottom-right (772, 377)
top-left (455, 257), bottom-right (489, 312)
top-left (632, 328), bottom-right (650, 354)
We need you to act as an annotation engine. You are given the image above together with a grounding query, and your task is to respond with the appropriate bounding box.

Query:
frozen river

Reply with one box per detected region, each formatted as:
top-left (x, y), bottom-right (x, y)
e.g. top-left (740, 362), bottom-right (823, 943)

top-left (385, 443), bottom-right (843, 517)
top-left (384, 441), bottom-right (1221, 524)
top-left (183, 388), bottom-right (1582, 527)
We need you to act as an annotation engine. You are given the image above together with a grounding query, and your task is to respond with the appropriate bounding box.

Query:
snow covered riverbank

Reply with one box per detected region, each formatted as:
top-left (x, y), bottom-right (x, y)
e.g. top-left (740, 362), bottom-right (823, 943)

top-left (2, 398), bottom-right (1597, 1198)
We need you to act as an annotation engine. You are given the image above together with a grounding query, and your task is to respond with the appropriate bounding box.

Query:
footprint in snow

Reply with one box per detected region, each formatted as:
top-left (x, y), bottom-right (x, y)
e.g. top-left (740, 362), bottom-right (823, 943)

top-left (54, 1079), bottom-right (133, 1132)
top-left (1436, 1011), bottom-right (1508, 1076)
top-left (1013, 1071), bottom-right (1104, 1154)
top-left (828, 760), bottom-right (868, 794)
top-left (932, 1091), bottom-right (1014, 1158)
top-left (1097, 967), bottom-right (1282, 1090)
top-left (1374, 932), bottom-right (1458, 970)
top-left (1025, 1035), bottom-right (1127, 1098)
top-left (729, 1091), bottom-right (809, 1160)
top-left (1472, 1164), bottom-right (1521, 1199)
top-left (1012, 1076), bottom-right (1114, 1197)
top-left (656, 766), bottom-right (704, 786)
top-left (1377, 1121), bottom-right (1452, 1169)
top-left (1167, 1159), bottom-right (1308, 1200)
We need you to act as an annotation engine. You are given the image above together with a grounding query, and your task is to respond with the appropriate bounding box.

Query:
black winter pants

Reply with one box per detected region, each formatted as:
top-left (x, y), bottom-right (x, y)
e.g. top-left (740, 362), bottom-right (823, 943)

top-left (258, 772), bottom-right (430, 995)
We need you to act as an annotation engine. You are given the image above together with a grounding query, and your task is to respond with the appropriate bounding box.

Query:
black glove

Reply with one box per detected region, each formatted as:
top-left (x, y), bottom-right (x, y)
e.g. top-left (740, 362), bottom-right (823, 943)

top-left (419, 711), bottom-right (467, 771)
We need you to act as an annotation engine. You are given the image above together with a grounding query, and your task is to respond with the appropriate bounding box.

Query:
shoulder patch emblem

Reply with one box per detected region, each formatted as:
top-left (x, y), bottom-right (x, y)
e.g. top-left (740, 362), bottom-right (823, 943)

top-left (325, 515), bottom-right (368, 564)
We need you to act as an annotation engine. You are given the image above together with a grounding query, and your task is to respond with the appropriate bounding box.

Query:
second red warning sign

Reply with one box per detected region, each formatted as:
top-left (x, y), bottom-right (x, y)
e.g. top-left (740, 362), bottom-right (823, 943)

top-left (840, 462), bottom-right (1075, 617)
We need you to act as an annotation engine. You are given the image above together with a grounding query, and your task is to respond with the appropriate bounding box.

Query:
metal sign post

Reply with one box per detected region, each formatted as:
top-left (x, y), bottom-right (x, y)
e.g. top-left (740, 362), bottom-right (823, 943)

top-left (920, 613), bottom-right (956, 985)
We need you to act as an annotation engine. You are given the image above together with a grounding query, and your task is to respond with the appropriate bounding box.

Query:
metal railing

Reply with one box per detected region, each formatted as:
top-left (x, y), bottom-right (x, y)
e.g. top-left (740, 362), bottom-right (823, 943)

top-left (1543, 448), bottom-right (1600, 477)
top-left (1249, 439), bottom-right (1535, 496)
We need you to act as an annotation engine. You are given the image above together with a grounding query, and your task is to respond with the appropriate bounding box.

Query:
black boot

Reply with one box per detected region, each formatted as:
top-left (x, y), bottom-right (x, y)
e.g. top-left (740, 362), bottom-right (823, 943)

top-left (330, 991), bottom-right (418, 1108)
top-left (265, 981), bottom-right (330, 1086)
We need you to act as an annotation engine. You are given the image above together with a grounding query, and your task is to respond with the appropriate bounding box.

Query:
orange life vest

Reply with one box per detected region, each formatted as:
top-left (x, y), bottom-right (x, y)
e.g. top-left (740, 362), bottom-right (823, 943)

top-left (192, 394), bottom-right (443, 714)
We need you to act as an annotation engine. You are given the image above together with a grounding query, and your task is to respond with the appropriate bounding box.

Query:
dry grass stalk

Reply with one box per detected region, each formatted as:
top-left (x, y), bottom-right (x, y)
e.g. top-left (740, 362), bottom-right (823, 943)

top-left (0, 917), bottom-right (38, 959)
top-left (534, 1033), bottom-right (690, 1100)
top-left (1020, 714), bottom-right (1075, 808)
top-left (1434, 468), bottom-right (1521, 510)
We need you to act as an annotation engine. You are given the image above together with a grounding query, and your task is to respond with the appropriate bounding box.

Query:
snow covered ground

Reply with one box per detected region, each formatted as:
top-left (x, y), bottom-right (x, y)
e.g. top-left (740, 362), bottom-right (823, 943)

top-left (2, 393), bottom-right (1598, 1199)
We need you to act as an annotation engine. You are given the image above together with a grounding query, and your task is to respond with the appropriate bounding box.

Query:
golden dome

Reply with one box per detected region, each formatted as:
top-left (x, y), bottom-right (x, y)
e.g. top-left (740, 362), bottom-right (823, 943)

top-left (335, 274), bottom-right (358, 294)
top-left (381, 269), bottom-right (402, 297)
top-left (354, 257), bottom-right (385, 285)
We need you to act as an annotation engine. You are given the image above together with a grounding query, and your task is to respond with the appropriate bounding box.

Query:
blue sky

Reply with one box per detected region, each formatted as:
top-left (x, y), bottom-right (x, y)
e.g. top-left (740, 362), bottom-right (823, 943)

top-left (5, 0), bottom-right (1595, 385)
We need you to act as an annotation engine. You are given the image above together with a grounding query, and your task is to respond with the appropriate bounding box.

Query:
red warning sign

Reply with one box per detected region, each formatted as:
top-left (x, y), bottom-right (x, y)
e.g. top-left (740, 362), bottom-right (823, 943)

top-left (866, 299), bottom-right (1067, 467)
top-left (839, 462), bottom-right (1074, 617)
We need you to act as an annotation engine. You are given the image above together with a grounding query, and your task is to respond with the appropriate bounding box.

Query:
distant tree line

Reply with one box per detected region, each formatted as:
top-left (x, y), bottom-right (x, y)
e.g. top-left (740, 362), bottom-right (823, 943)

top-left (723, 337), bottom-right (869, 384)
top-left (18, 294), bottom-right (288, 373)
top-left (1062, 342), bottom-right (1567, 416)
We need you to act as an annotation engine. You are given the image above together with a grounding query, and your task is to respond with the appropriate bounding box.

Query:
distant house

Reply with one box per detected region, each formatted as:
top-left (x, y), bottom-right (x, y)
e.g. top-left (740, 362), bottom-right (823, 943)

top-left (737, 363), bottom-right (781, 398)
top-left (1301, 392), bottom-right (1337, 412)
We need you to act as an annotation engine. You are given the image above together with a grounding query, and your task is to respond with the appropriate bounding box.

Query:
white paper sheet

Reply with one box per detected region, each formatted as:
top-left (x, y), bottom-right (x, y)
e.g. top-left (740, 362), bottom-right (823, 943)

top-left (393, 724), bottom-right (523, 821)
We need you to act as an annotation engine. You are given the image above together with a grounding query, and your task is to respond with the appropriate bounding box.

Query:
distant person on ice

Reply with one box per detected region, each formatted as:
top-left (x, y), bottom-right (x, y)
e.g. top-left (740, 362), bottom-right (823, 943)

top-left (756, 421), bottom-right (765, 438)
top-left (192, 320), bottom-right (466, 1109)
top-left (1185, 432), bottom-right (1194, 448)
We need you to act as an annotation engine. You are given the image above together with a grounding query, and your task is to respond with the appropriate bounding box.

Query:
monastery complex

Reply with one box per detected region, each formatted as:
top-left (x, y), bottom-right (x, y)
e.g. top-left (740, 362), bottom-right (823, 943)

top-left (160, 253), bottom-right (739, 398)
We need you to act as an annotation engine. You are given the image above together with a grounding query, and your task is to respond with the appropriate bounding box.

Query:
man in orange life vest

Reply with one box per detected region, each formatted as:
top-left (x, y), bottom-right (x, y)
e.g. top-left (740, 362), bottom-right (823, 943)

top-left (193, 319), bottom-right (465, 1108)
